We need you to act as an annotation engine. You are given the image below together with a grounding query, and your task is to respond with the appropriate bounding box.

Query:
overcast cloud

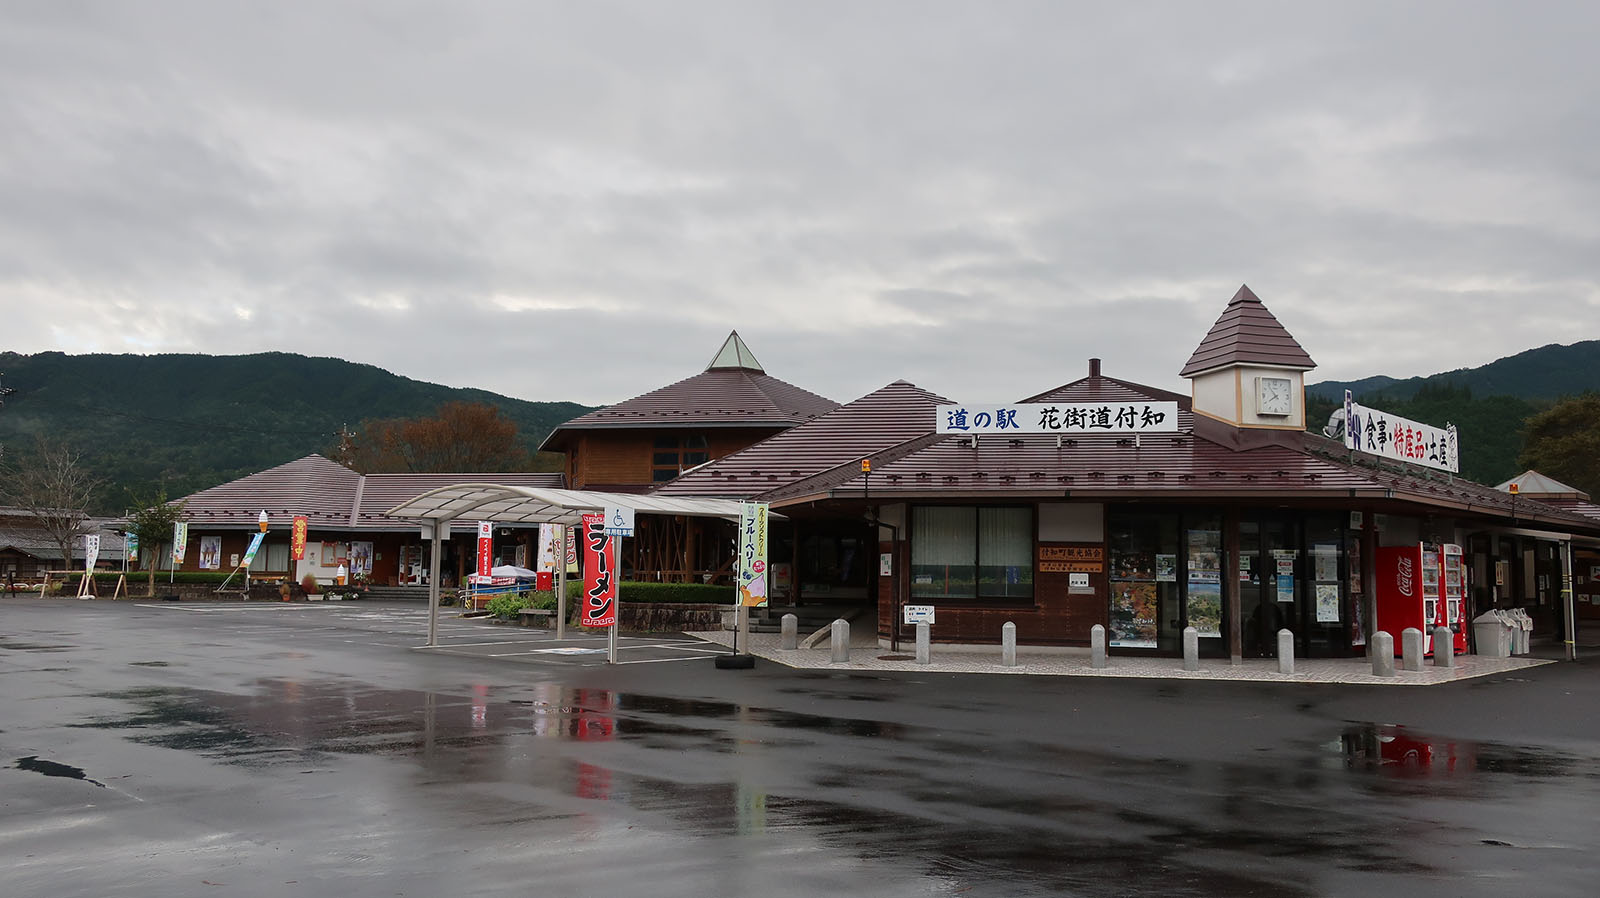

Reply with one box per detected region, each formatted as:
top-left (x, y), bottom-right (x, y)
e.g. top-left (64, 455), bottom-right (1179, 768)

top-left (3, 1), bottom-right (1598, 407)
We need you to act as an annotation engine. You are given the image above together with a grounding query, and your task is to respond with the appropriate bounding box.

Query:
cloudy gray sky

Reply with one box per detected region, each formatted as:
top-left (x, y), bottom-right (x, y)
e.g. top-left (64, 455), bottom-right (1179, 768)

top-left (3, 1), bottom-right (1597, 408)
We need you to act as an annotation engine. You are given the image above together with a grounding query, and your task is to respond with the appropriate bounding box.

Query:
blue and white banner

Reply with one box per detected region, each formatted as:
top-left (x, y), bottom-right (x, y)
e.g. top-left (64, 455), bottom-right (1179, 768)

top-left (1344, 391), bottom-right (1459, 474)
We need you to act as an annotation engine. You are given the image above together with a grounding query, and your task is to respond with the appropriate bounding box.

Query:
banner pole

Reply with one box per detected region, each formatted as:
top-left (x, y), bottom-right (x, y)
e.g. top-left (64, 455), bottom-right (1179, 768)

top-left (556, 525), bottom-right (567, 641)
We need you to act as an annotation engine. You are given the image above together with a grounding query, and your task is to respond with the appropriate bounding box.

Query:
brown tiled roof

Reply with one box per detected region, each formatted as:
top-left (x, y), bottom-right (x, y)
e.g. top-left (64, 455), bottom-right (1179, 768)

top-left (177, 454), bottom-right (564, 532)
top-left (180, 455), bottom-right (360, 530)
top-left (540, 334), bottom-right (837, 451)
top-left (1179, 284), bottom-right (1316, 377)
top-left (1538, 498), bottom-right (1600, 522)
top-left (731, 372), bottom-right (1600, 535)
top-left (544, 369), bottom-right (836, 441)
top-left (655, 380), bottom-right (950, 499)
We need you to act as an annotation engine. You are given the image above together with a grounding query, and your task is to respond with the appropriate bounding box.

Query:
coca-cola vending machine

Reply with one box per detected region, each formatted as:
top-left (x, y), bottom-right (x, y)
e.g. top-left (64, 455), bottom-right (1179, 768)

top-left (1375, 543), bottom-right (1446, 656)
top-left (1441, 543), bottom-right (1468, 653)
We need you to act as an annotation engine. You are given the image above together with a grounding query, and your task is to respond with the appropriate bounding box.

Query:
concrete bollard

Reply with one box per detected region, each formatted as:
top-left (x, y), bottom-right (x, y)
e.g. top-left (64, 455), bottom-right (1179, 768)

top-left (916, 622), bottom-right (931, 665)
top-left (780, 613), bottom-right (798, 650)
top-left (1002, 621), bottom-right (1017, 667)
top-left (1433, 627), bottom-right (1455, 668)
top-left (1402, 627), bottom-right (1424, 671)
top-left (1091, 624), bottom-right (1108, 669)
top-left (1371, 631), bottom-right (1396, 677)
top-left (1183, 626), bottom-right (1199, 671)
top-left (830, 619), bottom-right (850, 663)
top-left (1277, 628), bottom-right (1295, 675)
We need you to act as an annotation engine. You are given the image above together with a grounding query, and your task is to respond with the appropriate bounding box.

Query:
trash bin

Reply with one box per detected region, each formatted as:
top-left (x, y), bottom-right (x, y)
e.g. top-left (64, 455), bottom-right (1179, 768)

top-left (1510, 609), bottom-right (1533, 654)
top-left (1473, 610), bottom-right (1511, 658)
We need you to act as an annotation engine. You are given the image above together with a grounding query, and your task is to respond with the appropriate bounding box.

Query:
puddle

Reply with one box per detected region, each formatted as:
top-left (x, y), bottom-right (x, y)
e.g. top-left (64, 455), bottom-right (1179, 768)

top-left (1337, 723), bottom-right (1585, 778)
top-left (13, 756), bottom-right (106, 787)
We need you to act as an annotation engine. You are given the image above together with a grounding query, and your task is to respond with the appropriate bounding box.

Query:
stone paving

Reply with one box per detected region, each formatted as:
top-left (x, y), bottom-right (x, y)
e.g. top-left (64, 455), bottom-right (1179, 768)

top-left (692, 630), bottom-right (1555, 685)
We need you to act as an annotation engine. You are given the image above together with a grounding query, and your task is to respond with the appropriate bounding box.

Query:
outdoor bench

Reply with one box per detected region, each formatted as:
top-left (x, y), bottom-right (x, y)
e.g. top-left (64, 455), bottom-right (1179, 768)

top-left (518, 608), bottom-right (556, 627)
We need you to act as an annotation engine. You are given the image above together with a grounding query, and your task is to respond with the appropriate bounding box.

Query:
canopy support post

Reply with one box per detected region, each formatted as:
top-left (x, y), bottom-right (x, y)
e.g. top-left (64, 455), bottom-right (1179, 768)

top-left (427, 521), bottom-right (444, 647)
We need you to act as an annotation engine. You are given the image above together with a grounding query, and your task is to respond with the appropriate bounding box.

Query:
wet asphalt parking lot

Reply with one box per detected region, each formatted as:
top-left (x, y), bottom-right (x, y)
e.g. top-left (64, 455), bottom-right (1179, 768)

top-left (3, 598), bottom-right (1599, 898)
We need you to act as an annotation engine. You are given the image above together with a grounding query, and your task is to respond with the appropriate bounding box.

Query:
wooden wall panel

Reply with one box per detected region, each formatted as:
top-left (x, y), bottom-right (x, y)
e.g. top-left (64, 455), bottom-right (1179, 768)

top-left (571, 428), bottom-right (784, 489)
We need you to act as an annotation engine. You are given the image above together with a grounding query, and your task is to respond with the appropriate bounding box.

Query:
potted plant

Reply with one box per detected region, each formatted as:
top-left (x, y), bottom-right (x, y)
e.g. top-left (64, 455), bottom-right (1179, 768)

top-left (300, 574), bottom-right (321, 600)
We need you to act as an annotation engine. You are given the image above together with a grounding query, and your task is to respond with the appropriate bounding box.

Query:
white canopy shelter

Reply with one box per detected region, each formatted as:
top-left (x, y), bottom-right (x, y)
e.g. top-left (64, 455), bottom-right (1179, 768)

top-left (385, 484), bottom-right (763, 527)
top-left (384, 483), bottom-right (768, 648)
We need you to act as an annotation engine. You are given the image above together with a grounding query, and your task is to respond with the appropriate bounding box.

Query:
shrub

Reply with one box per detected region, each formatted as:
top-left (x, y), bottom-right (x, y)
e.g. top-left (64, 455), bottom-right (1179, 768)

top-left (485, 591), bottom-right (530, 619)
top-left (548, 580), bottom-right (735, 604)
top-left (300, 574), bottom-right (319, 595)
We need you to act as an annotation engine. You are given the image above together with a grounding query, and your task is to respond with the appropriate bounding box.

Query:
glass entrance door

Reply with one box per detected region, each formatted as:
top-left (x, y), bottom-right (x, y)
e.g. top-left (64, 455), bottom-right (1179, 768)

top-left (1239, 518), bottom-right (1295, 657)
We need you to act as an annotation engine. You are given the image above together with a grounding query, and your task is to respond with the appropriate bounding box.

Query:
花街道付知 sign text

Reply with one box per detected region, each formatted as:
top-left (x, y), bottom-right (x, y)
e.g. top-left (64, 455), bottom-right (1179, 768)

top-left (938, 402), bottom-right (1179, 435)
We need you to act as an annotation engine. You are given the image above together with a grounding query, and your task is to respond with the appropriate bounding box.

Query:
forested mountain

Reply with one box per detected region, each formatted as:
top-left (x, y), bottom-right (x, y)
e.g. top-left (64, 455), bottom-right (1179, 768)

top-left (1306, 341), bottom-right (1600, 488)
top-left (1308, 340), bottom-right (1600, 402)
top-left (0, 351), bottom-right (592, 513)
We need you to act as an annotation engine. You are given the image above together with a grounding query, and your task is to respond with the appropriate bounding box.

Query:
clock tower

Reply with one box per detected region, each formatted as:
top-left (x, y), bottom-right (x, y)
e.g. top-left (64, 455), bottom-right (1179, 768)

top-left (1180, 285), bottom-right (1316, 431)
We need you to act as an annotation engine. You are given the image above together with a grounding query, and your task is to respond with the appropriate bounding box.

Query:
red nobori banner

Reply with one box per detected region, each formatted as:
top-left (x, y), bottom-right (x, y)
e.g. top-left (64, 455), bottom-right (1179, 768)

top-left (477, 521), bottom-right (493, 579)
top-left (290, 516), bottom-right (309, 561)
top-left (581, 512), bottom-right (617, 628)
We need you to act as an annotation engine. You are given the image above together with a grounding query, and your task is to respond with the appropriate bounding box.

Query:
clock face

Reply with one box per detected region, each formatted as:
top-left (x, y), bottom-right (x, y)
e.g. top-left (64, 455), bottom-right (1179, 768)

top-left (1257, 376), bottom-right (1293, 416)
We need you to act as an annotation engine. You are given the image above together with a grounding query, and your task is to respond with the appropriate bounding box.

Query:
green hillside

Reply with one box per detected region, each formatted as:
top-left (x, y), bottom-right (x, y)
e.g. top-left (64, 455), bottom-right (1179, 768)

top-left (1308, 340), bottom-right (1600, 402)
top-left (1305, 341), bottom-right (1600, 487)
top-left (0, 351), bottom-right (593, 513)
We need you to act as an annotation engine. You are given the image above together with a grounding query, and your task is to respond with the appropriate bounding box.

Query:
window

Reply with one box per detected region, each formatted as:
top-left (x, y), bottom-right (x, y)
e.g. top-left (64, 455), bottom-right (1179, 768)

top-left (248, 541), bottom-right (290, 572)
top-left (911, 506), bottom-right (1033, 599)
top-left (651, 434), bottom-right (710, 482)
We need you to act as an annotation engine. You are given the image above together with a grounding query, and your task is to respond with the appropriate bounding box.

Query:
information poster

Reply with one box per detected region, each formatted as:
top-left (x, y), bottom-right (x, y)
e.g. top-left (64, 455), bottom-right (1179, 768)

top-left (350, 541), bottom-right (374, 577)
top-left (1276, 574), bottom-right (1294, 603)
top-left (1156, 554), bottom-right (1177, 582)
top-left (199, 535), bottom-right (221, 570)
top-left (1313, 545), bottom-right (1339, 582)
top-left (1315, 584), bottom-right (1341, 623)
top-left (1109, 582), bottom-right (1157, 647)
top-left (1187, 582), bottom-right (1222, 637)
top-left (1186, 530), bottom-right (1221, 583)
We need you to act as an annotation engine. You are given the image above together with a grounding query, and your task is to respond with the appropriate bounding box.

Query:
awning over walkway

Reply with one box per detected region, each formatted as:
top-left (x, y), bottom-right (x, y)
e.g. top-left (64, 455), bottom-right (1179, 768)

top-left (383, 483), bottom-right (769, 525)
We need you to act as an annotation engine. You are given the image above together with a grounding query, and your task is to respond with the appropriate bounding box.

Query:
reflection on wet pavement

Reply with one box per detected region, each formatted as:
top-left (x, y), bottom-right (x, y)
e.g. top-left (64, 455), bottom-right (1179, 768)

top-left (11, 600), bottom-right (1600, 898)
top-left (68, 677), bottom-right (1583, 896)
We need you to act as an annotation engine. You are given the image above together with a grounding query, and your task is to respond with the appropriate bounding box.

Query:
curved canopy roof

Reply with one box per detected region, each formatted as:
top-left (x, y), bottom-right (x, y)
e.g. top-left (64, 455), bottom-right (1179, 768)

top-left (384, 483), bottom-right (770, 526)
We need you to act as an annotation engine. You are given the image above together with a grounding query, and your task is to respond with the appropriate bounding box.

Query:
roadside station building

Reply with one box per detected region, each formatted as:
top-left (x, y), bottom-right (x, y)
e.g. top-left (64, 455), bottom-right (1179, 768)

top-left (149, 455), bottom-right (561, 591)
top-left (654, 286), bottom-right (1600, 659)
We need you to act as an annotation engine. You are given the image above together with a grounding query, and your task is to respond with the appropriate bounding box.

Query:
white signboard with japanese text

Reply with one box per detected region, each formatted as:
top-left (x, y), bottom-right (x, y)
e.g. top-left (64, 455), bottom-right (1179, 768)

top-left (83, 534), bottom-right (100, 571)
top-left (937, 402), bottom-right (1179, 435)
top-left (1343, 391), bottom-right (1459, 474)
top-left (902, 604), bottom-right (936, 625)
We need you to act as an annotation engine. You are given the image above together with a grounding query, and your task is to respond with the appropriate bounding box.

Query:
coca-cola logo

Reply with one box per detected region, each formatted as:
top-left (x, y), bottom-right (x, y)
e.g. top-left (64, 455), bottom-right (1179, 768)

top-left (1396, 556), bottom-right (1414, 597)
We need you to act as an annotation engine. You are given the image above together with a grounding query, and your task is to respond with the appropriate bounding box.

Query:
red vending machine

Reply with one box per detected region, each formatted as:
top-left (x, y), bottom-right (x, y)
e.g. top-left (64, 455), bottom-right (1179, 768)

top-left (1441, 544), bottom-right (1468, 654)
top-left (1375, 543), bottom-right (1445, 656)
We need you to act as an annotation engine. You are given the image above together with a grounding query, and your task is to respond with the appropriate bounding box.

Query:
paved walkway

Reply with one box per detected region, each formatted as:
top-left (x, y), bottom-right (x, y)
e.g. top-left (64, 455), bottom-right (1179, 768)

top-left (691, 631), bottom-right (1556, 685)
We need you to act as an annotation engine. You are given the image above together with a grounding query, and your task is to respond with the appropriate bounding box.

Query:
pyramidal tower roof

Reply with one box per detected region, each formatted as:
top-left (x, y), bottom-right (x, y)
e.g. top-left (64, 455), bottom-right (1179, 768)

top-left (706, 331), bottom-right (764, 373)
top-left (1496, 470), bottom-right (1590, 500)
top-left (1180, 284), bottom-right (1317, 377)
